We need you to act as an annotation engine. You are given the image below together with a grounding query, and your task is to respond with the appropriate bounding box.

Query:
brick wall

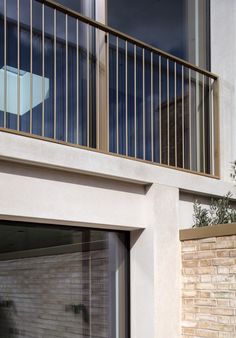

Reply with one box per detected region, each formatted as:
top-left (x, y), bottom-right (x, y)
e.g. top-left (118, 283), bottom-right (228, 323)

top-left (0, 250), bottom-right (108, 338)
top-left (182, 235), bottom-right (236, 338)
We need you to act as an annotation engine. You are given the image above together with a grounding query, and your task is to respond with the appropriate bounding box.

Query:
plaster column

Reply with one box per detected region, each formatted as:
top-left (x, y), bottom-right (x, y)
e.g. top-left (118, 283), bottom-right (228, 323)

top-left (130, 183), bottom-right (181, 338)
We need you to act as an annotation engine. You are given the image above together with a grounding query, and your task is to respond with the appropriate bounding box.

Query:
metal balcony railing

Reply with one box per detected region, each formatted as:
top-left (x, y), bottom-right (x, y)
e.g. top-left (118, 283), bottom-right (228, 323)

top-left (0, 0), bottom-right (219, 177)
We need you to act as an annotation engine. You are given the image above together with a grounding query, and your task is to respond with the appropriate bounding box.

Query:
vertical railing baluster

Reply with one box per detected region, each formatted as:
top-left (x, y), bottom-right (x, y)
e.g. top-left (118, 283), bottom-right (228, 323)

top-left (167, 59), bottom-right (170, 165)
top-left (189, 68), bottom-right (192, 170)
top-left (42, 3), bottom-right (45, 137)
top-left (196, 72), bottom-right (200, 172)
top-left (17, 0), bottom-right (20, 131)
top-left (87, 24), bottom-right (90, 147)
top-left (30, 0), bottom-right (33, 133)
top-left (106, 33), bottom-right (109, 152)
top-left (125, 40), bottom-right (128, 156)
top-left (116, 36), bottom-right (119, 153)
top-left (4, 0), bottom-right (6, 128)
top-left (65, 14), bottom-right (68, 142)
top-left (76, 19), bottom-right (79, 144)
top-left (151, 52), bottom-right (153, 162)
top-left (209, 77), bottom-right (212, 174)
top-left (96, 29), bottom-right (100, 149)
top-left (54, 9), bottom-right (56, 139)
top-left (210, 78), bottom-right (215, 175)
top-left (134, 44), bottom-right (137, 158)
top-left (202, 74), bottom-right (205, 173)
top-left (159, 55), bottom-right (162, 164)
top-left (174, 61), bottom-right (177, 166)
top-left (182, 65), bottom-right (185, 168)
top-left (142, 48), bottom-right (145, 160)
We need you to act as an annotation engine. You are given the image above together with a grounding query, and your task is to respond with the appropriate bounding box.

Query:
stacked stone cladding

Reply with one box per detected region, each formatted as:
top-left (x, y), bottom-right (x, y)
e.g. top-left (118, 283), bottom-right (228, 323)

top-left (182, 235), bottom-right (236, 338)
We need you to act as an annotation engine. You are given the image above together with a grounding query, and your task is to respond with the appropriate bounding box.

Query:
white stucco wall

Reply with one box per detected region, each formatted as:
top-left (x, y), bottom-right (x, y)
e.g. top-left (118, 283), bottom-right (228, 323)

top-left (211, 0), bottom-right (236, 181)
top-left (0, 131), bottom-right (183, 338)
top-left (130, 184), bottom-right (180, 338)
top-left (0, 160), bottom-right (147, 230)
top-left (0, 124), bottom-right (235, 338)
top-left (0, 131), bottom-right (235, 198)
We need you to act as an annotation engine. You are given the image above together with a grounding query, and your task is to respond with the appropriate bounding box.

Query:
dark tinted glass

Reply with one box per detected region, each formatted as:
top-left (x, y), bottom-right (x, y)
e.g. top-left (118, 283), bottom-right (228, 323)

top-left (108, 0), bottom-right (210, 70)
top-left (55, 0), bottom-right (96, 19)
top-left (0, 221), bottom-right (130, 338)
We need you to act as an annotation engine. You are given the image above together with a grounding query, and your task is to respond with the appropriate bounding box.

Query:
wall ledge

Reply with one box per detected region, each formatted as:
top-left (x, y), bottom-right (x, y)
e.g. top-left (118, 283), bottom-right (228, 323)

top-left (180, 223), bottom-right (236, 241)
top-left (1, 129), bottom-right (236, 198)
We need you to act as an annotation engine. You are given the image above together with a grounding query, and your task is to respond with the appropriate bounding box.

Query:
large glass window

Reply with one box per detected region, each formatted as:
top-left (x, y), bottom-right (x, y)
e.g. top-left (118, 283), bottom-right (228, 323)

top-left (55, 0), bottom-right (96, 19)
top-left (55, 0), bottom-right (106, 24)
top-left (0, 221), bottom-right (130, 338)
top-left (108, 0), bottom-right (210, 70)
top-left (51, 0), bottom-right (211, 70)
top-left (0, 0), bottom-right (216, 175)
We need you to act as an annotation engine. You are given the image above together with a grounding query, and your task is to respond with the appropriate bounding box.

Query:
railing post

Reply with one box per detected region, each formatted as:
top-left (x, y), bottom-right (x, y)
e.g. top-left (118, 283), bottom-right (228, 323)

top-left (96, 32), bottom-right (109, 152)
top-left (213, 78), bottom-right (220, 177)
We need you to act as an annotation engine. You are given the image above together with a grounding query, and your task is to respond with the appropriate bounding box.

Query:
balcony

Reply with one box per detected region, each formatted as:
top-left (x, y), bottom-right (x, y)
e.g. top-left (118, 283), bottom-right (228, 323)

top-left (0, 0), bottom-right (219, 177)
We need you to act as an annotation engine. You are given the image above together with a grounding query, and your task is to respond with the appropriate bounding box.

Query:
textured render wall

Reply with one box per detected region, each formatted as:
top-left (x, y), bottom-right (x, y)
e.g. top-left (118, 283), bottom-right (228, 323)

top-left (182, 235), bottom-right (236, 338)
top-left (211, 0), bottom-right (236, 181)
top-left (0, 250), bottom-right (108, 338)
top-left (130, 184), bottom-right (181, 338)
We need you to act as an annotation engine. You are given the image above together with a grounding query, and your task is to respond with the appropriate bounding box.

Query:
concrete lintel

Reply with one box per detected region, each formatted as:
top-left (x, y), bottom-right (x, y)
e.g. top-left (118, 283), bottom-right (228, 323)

top-left (180, 222), bottom-right (236, 241)
top-left (0, 214), bottom-right (142, 232)
top-left (0, 130), bottom-right (236, 198)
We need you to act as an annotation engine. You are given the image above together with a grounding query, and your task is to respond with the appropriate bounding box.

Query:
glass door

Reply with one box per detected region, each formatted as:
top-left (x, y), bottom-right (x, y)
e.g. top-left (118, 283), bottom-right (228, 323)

top-left (0, 221), bottom-right (130, 338)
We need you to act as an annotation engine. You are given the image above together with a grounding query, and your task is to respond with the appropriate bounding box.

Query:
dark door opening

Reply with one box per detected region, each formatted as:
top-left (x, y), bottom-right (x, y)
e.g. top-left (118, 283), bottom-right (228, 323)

top-left (0, 221), bottom-right (130, 338)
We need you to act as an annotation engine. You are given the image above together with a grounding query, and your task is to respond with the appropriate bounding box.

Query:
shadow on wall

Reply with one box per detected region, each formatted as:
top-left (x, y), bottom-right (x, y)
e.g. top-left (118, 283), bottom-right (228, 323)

top-left (0, 298), bottom-right (18, 337)
top-left (0, 160), bottom-right (147, 196)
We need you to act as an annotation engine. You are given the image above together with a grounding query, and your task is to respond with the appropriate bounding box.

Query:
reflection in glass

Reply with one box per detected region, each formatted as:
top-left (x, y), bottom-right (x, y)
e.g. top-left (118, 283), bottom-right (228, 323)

top-left (145, 50), bottom-right (151, 161)
top-left (127, 43), bottom-right (135, 157)
top-left (161, 57), bottom-right (168, 165)
top-left (79, 21), bottom-right (88, 146)
top-left (176, 63), bottom-right (183, 169)
top-left (153, 54), bottom-right (160, 163)
top-left (6, 0), bottom-right (17, 130)
top-left (56, 11), bottom-right (66, 141)
top-left (55, 0), bottom-right (96, 20)
top-left (108, 0), bottom-right (210, 70)
top-left (118, 39), bottom-right (126, 155)
top-left (109, 34), bottom-right (117, 153)
top-left (0, 0), bottom-right (214, 175)
top-left (44, 5), bottom-right (54, 138)
top-left (0, 221), bottom-right (130, 338)
top-left (136, 46), bottom-right (144, 159)
top-left (68, 15), bottom-right (77, 144)
top-left (20, 0), bottom-right (30, 133)
top-left (32, 0), bottom-right (43, 135)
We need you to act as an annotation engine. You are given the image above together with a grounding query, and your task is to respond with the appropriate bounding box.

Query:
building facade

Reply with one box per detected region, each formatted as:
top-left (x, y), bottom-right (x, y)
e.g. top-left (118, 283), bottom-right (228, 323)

top-left (0, 0), bottom-right (235, 337)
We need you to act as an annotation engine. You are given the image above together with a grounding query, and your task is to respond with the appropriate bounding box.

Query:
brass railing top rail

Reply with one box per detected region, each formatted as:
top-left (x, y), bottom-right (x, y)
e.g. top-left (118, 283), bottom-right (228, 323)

top-left (38, 0), bottom-right (218, 80)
